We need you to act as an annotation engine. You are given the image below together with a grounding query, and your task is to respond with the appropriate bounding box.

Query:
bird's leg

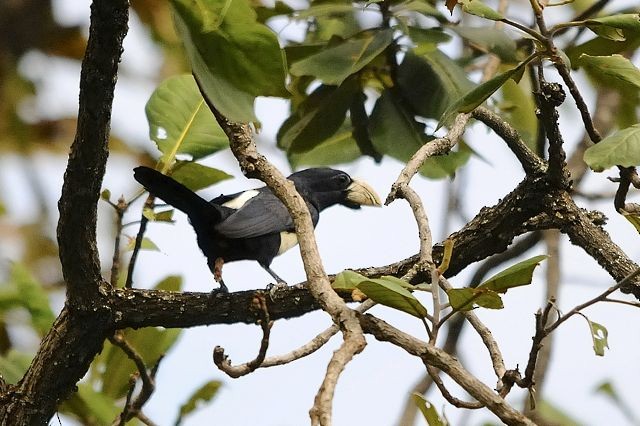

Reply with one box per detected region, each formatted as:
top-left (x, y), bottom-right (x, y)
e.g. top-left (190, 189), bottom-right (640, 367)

top-left (208, 257), bottom-right (228, 293)
top-left (262, 264), bottom-right (288, 299)
top-left (262, 265), bottom-right (287, 285)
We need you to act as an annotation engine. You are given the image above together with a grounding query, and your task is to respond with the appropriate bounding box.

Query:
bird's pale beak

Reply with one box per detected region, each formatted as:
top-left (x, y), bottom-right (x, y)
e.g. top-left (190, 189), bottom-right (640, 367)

top-left (346, 179), bottom-right (382, 207)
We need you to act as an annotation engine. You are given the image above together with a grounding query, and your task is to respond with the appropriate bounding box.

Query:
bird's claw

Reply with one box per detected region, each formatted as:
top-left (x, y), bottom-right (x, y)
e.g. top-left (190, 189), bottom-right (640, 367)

top-left (267, 281), bottom-right (289, 300)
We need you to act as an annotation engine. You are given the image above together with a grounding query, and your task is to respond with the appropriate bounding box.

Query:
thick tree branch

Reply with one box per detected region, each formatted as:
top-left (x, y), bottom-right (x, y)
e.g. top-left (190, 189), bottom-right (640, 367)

top-left (0, 1), bottom-right (129, 424)
top-left (57, 0), bottom-right (128, 306)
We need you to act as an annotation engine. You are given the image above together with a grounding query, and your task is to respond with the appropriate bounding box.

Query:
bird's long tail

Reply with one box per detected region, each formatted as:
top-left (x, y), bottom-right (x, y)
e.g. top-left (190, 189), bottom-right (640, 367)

top-left (133, 166), bottom-right (222, 224)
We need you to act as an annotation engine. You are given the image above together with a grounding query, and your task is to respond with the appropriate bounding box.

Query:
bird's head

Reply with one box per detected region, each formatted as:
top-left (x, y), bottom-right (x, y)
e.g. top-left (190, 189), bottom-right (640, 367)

top-left (288, 168), bottom-right (381, 211)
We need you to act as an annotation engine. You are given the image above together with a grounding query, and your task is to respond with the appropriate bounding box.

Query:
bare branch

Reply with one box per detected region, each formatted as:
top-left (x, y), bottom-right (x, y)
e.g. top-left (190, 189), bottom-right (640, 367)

top-left (194, 75), bottom-right (366, 426)
top-left (213, 295), bottom-right (273, 378)
top-left (386, 113), bottom-right (470, 204)
top-left (360, 314), bottom-right (535, 425)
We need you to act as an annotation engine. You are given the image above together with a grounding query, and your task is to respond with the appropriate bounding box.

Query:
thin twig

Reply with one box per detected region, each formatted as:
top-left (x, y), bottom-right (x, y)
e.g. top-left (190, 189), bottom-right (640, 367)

top-left (386, 113), bottom-right (470, 204)
top-left (426, 365), bottom-right (484, 409)
top-left (545, 267), bottom-right (640, 335)
top-left (213, 295), bottom-right (273, 378)
top-left (110, 332), bottom-right (162, 425)
top-left (125, 194), bottom-right (155, 288)
top-left (110, 196), bottom-right (127, 287)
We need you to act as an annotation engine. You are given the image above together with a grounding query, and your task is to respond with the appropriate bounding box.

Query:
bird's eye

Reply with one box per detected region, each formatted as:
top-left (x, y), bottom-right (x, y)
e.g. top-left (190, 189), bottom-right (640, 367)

top-left (337, 174), bottom-right (350, 185)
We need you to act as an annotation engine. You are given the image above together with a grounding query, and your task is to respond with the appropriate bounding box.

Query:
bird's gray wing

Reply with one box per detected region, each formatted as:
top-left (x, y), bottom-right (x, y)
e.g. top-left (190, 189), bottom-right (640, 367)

top-left (214, 192), bottom-right (319, 239)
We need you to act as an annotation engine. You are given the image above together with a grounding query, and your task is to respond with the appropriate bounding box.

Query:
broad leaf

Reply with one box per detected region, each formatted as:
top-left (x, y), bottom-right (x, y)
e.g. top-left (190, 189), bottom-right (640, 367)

top-left (446, 287), bottom-right (504, 311)
top-left (332, 270), bottom-right (368, 290)
top-left (479, 255), bottom-right (548, 293)
top-left (620, 207), bottom-right (640, 234)
top-left (585, 14), bottom-right (640, 41)
top-left (397, 50), bottom-right (474, 120)
top-left (102, 328), bottom-right (182, 399)
top-left (176, 380), bottom-right (222, 425)
top-left (143, 207), bottom-right (175, 223)
top-left (586, 319), bottom-right (609, 356)
top-left (357, 277), bottom-right (428, 318)
top-left (535, 400), bottom-right (583, 426)
top-left (125, 237), bottom-right (159, 252)
top-left (499, 71), bottom-right (538, 151)
top-left (10, 263), bottom-right (55, 336)
top-left (371, 90), bottom-right (470, 178)
top-left (391, 1), bottom-right (446, 21)
top-left (278, 78), bottom-right (359, 153)
top-left (413, 393), bottom-right (447, 426)
top-left (584, 124), bottom-right (640, 171)
top-left (61, 383), bottom-right (122, 426)
top-left (577, 54), bottom-right (640, 90)
top-left (145, 74), bottom-right (228, 164)
top-left (171, 0), bottom-right (288, 122)
top-left (449, 26), bottom-right (518, 62)
top-left (439, 60), bottom-right (528, 128)
top-left (460, 0), bottom-right (504, 21)
top-left (0, 350), bottom-right (32, 384)
top-left (289, 128), bottom-right (361, 169)
top-left (171, 161), bottom-right (233, 191)
top-left (290, 29), bottom-right (393, 85)
top-left (293, 4), bottom-right (359, 19)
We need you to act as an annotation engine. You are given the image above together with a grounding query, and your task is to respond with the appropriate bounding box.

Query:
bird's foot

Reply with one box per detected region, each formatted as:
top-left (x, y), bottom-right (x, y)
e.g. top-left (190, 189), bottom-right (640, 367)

top-left (266, 281), bottom-right (289, 300)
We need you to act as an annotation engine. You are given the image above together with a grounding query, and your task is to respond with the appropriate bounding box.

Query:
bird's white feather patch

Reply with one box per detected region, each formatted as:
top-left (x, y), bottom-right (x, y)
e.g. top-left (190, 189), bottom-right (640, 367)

top-left (222, 190), bottom-right (260, 209)
top-left (278, 231), bottom-right (298, 255)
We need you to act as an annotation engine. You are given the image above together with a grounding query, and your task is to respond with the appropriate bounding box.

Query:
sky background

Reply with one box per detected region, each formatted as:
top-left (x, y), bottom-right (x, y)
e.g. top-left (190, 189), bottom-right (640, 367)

top-left (1, 0), bottom-right (640, 425)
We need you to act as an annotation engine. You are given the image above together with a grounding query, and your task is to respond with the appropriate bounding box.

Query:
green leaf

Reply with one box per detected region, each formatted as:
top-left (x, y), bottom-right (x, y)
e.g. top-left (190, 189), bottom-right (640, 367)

top-left (357, 277), bottom-right (428, 318)
top-left (413, 393), bottom-right (446, 426)
top-left (565, 33), bottom-right (640, 65)
top-left (370, 89), bottom-right (469, 178)
top-left (0, 200), bottom-right (6, 216)
top-left (478, 255), bottom-right (548, 293)
top-left (125, 237), bottom-right (160, 252)
top-left (154, 275), bottom-right (183, 292)
top-left (171, 161), bottom-right (233, 191)
top-left (584, 124), bottom-right (640, 171)
top-left (332, 270), bottom-right (368, 290)
top-left (620, 208), bottom-right (640, 233)
top-left (439, 60), bottom-right (529, 128)
top-left (170, 0), bottom-right (288, 123)
top-left (278, 78), bottom-right (359, 153)
top-left (446, 287), bottom-right (504, 311)
top-left (449, 26), bottom-right (518, 62)
top-left (146, 75), bottom-right (228, 164)
top-left (289, 128), bottom-right (361, 169)
top-left (397, 50), bottom-right (474, 120)
top-left (0, 350), bottom-right (32, 384)
top-left (61, 383), bottom-right (121, 425)
top-left (585, 14), bottom-right (640, 41)
top-left (176, 380), bottom-right (222, 425)
top-left (535, 400), bottom-right (583, 426)
top-left (460, 0), bottom-right (504, 21)
top-left (406, 27), bottom-right (452, 55)
top-left (392, 1), bottom-right (446, 21)
top-left (594, 381), bottom-right (638, 424)
top-left (289, 29), bottom-right (393, 85)
top-left (421, 143), bottom-right (472, 179)
top-left (143, 208), bottom-right (175, 223)
top-left (292, 4), bottom-right (359, 19)
top-left (499, 71), bottom-right (538, 151)
top-left (577, 54), bottom-right (640, 90)
top-left (10, 263), bottom-right (55, 336)
top-left (586, 318), bottom-right (609, 356)
top-left (102, 326), bottom-right (181, 398)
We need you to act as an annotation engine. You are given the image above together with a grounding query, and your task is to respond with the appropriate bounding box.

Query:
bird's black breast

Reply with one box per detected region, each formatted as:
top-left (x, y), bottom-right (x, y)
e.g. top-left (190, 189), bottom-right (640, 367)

top-left (195, 230), bottom-right (282, 266)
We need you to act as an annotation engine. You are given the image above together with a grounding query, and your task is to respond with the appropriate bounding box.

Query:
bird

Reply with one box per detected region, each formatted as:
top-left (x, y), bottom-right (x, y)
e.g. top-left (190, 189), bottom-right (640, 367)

top-left (133, 166), bottom-right (381, 292)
